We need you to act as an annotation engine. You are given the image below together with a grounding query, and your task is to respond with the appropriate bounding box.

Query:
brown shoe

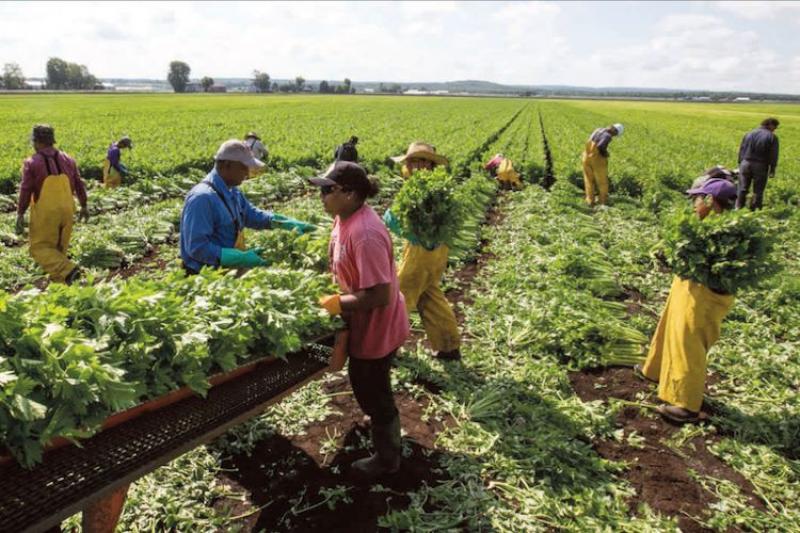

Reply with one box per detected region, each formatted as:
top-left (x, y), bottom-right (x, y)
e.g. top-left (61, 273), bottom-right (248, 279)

top-left (657, 405), bottom-right (700, 424)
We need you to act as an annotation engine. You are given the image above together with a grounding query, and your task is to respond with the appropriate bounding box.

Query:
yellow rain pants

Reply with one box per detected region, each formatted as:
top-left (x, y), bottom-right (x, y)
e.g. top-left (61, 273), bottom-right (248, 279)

top-left (398, 242), bottom-right (461, 352)
top-left (102, 159), bottom-right (122, 189)
top-left (642, 276), bottom-right (734, 413)
top-left (29, 173), bottom-right (77, 283)
top-left (581, 140), bottom-right (609, 205)
top-left (497, 159), bottom-right (523, 190)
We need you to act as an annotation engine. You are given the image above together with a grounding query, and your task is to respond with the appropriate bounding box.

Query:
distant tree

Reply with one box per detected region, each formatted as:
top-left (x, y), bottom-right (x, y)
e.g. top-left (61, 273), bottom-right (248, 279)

top-left (46, 57), bottom-right (97, 90)
top-left (319, 80), bottom-right (330, 93)
top-left (295, 76), bottom-right (305, 91)
top-left (167, 61), bottom-right (191, 93)
top-left (343, 78), bottom-right (351, 92)
top-left (271, 81), bottom-right (279, 92)
top-left (2, 63), bottom-right (25, 90)
top-left (201, 76), bottom-right (214, 92)
top-left (253, 70), bottom-right (271, 92)
top-left (279, 82), bottom-right (295, 93)
top-left (46, 57), bottom-right (69, 89)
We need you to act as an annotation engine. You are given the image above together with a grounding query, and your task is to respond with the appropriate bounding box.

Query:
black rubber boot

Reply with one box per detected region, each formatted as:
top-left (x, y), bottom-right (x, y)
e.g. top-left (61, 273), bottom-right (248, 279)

top-left (65, 267), bottom-right (82, 286)
top-left (435, 348), bottom-right (461, 361)
top-left (351, 416), bottom-right (401, 483)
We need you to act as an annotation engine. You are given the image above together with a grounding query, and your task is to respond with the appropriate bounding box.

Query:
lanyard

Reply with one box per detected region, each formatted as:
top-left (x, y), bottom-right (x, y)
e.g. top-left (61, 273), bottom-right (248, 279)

top-left (205, 182), bottom-right (241, 234)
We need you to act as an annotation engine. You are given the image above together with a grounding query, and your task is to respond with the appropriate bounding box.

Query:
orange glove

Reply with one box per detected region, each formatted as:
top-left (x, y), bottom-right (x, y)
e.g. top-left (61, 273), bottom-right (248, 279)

top-left (319, 294), bottom-right (342, 316)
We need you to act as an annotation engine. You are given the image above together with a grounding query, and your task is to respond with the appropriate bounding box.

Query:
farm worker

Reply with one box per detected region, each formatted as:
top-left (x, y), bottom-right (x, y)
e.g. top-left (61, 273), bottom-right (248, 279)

top-left (313, 161), bottom-right (410, 482)
top-left (736, 117), bottom-right (779, 210)
top-left (385, 142), bottom-right (462, 360)
top-left (15, 124), bottom-right (89, 285)
top-left (636, 178), bottom-right (738, 424)
top-left (102, 135), bottom-right (132, 188)
top-left (582, 123), bottom-right (623, 207)
top-left (334, 135), bottom-right (359, 162)
top-left (179, 139), bottom-right (315, 275)
top-left (244, 131), bottom-right (268, 177)
top-left (484, 153), bottom-right (523, 190)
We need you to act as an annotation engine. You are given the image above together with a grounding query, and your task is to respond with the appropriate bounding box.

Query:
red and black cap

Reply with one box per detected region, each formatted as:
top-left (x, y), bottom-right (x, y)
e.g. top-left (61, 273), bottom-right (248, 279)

top-left (309, 161), bottom-right (370, 193)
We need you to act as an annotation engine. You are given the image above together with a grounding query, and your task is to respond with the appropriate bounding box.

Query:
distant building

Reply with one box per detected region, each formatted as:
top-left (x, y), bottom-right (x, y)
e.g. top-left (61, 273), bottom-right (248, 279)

top-left (734, 97), bottom-right (751, 102)
top-left (208, 85), bottom-right (227, 93)
top-left (185, 82), bottom-right (202, 93)
top-left (363, 88), bottom-right (375, 93)
top-left (24, 80), bottom-right (45, 90)
top-left (93, 82), bottom-right (115, 91)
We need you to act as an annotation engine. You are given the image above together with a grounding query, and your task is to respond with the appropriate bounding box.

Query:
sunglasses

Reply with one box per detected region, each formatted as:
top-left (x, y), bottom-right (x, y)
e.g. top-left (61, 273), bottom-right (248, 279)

top-left (320, 185), bottom-right (350, 196)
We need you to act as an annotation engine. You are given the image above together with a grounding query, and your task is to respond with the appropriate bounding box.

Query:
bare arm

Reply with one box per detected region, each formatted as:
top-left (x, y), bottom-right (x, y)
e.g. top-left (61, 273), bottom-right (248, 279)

top-left (340, 283), bottom-right (391, 312)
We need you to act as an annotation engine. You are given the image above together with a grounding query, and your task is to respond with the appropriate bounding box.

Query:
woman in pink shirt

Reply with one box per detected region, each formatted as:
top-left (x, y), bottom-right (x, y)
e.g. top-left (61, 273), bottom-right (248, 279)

top-left (313, 161), bottom-right (410, 482)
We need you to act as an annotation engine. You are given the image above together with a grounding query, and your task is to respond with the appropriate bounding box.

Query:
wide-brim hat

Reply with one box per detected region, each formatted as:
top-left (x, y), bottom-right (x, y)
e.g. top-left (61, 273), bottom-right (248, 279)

top-left (215, 139), bottom-right (265, 169)
top-left (390, 142), bottom-right (449, 166)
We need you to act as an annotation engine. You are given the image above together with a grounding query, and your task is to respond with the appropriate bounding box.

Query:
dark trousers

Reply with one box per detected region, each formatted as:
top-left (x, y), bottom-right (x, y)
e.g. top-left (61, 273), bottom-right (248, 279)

top-left (348, 351), bottom-right (398, 425)
top-left (737, 160), bottom-right (769, 210)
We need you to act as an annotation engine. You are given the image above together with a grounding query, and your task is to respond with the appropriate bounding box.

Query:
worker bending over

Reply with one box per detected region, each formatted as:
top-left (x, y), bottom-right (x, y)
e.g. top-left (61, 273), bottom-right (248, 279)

top-left (244, 131), bottom-right (268, 177)
top-left (385, 142), bottom-right (462, 360)
top-left (179, 139), bottom-right (314, 275)
top-left (103, 135), bottom-right (132, 188)
top-left (582, 123), bottom-right (623, 207)
top-left (736, 117), bottom-right (779, 210)
top-left (485, 153), bottom-right (523, 190)
top-left (16, 124), bottom-right (89, 284)
top-left (314, 161), bottom-right (410, 481)
top-left (637, 178), bottom-right (738, 424)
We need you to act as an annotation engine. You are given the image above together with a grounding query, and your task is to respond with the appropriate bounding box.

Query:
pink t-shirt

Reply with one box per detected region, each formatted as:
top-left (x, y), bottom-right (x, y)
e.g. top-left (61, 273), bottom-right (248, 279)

top-left (329, 204), bottom-right (409, 359)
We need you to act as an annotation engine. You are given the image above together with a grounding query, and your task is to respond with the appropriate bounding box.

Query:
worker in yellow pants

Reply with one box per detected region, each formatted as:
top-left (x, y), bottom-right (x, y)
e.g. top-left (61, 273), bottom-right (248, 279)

top-left (636, 178), bottom-right (738, 423)
top-left (582, 123), bottom-right (623, 206)
top-left (387, 141), bottom-right (461, 360)
top-left (16, 124), bottom-right (89, 284)
top-left (485, 154), bottom-right (523, 190)
top-left (397, 242), bottom-right (461, 354)
top-left (102, 136), bottom-right (132, 188)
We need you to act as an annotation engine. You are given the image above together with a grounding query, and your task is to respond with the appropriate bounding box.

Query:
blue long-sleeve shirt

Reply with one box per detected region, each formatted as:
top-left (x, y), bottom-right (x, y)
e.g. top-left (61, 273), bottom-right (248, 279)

top-left (180, 169), bottom-right (274, 271)
top-left (738, 127), bottom-right (779, 173)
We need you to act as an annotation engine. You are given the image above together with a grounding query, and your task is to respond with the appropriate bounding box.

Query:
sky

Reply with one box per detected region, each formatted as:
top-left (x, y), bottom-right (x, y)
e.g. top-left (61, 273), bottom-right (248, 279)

top-left (1, 1), bottom-right (799, 93)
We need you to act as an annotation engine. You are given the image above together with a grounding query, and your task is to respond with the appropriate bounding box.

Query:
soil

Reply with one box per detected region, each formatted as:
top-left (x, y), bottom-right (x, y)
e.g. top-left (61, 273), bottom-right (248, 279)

top-left (570, 367), bottom-right (765, 532)
top-left (216, 377), bottom-right (454, 532)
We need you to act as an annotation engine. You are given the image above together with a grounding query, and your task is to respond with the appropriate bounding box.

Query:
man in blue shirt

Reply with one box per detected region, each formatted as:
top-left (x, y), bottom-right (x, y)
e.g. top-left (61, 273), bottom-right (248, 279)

top-left (736, 117), bottom-right (780, 210)
top-left (180, 139), bottom-right (315, 274)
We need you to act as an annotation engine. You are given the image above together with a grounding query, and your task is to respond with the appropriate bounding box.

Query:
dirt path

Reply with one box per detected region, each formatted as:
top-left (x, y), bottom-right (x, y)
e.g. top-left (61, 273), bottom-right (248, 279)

top-left (570, 367), bottom-right (765, 531)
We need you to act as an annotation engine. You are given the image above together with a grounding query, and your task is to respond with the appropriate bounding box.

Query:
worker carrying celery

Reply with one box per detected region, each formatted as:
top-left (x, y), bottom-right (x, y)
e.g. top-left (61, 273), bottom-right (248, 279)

top-left (485, 153), bottom-right (523, 190)
top-left (636, 178), bottom-right (740, 424)
top-left (15, 124), bottom-right (89, 285)
top-left (102, 135), bottom-right (133, 188)
top-left (582, 123), bottom-right (623, 207)
top-left (179, 139), bottom-right (315, 275)
top-left (313, 161), bottom-right (410, 481)
top-left (383, 142), bottom-right (462, 361)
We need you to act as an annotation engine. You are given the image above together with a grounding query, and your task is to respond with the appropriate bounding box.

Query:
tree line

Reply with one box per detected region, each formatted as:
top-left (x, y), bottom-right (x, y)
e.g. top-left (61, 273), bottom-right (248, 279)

top-left (168, 60), bottom-right (355, 94)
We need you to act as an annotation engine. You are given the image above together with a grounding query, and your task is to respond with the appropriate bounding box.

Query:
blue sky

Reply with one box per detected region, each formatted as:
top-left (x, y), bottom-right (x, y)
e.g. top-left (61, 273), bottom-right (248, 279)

top-left (1, 1), bottom-right (799, 92)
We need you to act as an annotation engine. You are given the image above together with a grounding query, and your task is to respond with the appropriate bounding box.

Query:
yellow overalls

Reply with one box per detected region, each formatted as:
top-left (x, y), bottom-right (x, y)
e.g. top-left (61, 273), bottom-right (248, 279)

top-left (102, 159), bottom-right (122, 188)
top-left (29, 154), bottom-right (78, 282)
top-left (496, 158), bottom-right (523, 190)
top-left (642, 276), bottom-right (735, 412)
top-left (581, 136), bottom-right (609, 206)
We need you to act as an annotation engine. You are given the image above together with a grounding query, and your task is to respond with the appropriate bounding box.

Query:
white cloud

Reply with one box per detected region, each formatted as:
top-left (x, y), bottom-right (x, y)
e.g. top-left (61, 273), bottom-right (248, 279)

top-left (714, 1), bottom-right (800, 22)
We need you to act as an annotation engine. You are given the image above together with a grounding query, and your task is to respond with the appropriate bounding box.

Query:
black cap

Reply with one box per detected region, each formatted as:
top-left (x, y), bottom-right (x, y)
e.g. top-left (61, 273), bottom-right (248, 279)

top-left (32, 124), bottom-right (55, 145)
top-left (309, 161), bottom-right (369, 192)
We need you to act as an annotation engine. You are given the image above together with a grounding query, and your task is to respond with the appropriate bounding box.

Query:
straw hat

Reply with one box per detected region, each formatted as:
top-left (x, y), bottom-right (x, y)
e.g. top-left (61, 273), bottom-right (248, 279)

top-left (390, 141), bottom-right (449, 166)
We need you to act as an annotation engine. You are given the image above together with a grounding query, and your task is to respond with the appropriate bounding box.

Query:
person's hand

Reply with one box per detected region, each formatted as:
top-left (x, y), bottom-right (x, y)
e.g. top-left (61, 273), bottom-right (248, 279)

top-left (220, 247), bottom-right (269, 268)
top-left (79, 206), bottom-right (90, 223)
top-left (319, 294), bottom-right (342, 316)
top-left (14, 214), bottom-right (25, 235)
top-left (273, 213), bottom-right (317, 235)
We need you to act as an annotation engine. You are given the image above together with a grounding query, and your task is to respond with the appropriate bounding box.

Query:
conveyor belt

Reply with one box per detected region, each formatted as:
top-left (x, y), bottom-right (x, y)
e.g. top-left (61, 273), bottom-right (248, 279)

top-left (0, 344), bottom-right (331, 533)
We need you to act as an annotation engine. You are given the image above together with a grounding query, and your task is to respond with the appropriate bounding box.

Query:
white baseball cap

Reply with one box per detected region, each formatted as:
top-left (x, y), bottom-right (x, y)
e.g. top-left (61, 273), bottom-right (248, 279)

top-left (214, 139), bottom-right (265, 169)
top-left (613, 123), bottom-right (624, 136)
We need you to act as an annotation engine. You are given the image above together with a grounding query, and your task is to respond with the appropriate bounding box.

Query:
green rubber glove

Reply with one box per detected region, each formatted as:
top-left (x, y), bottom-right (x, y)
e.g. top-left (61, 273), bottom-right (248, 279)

top-left (220, 247), bottom-right (268, 268)
top-left (382, 209), bottom-right (422, 246)
top-left (272, 213), bottom-right (316, 235)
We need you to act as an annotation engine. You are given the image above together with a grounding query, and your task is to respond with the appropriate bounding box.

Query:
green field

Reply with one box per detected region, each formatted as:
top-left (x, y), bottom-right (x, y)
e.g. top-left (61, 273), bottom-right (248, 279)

top-left (1, 94), bottom-right (798, 531)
